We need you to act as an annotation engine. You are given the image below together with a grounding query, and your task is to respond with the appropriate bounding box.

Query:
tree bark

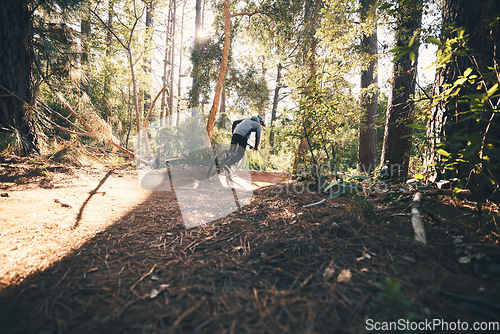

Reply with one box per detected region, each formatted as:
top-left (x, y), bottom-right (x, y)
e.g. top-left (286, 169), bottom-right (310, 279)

top-left (143, 0), bottom-right (155, 117)
top-left (219, 91), bottom-right (226, 114)
top-left (380, 0), bottom-right (422, 179)
top-left (103, 1), bottom-right (113, 100)
top-left (206, 0), bottom-right (230, 140)
top-left (128, 50), bottom-right (141, 146)
top-left (160, 0), bottom-right (172, 126)
top-left (357, 0), bottom-right (378, 174)
top-left (176, 0), bottom-right (187, 126)
top-left (269, 62), bottom-right (282, 153)
top-left (106, 2), bottom-right (113, 56)
top-left (426, 0), bottom-right (500, 197)
top-left (293, 0), bottom-right (321, 173)
top-left (81, 16), bottom-right (91, 65)
top-left (0, 0), bottom-right (38, 155)
top-left (189, 0), bottom-right (203, 108)
top-left (168, 0), bottom-right (177, 126)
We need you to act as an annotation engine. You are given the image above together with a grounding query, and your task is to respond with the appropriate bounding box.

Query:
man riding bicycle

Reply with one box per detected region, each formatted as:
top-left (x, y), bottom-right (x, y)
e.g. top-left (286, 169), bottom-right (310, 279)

top-left (224, 115), bottom-right (265, 171)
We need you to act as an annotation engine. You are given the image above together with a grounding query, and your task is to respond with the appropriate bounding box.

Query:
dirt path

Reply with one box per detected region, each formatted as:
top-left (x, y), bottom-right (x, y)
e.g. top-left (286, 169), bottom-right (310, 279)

top-left (0, 162), bottom-right (285, 289)
top-left (0, 166), bottom-right (150, 288)
top-left (0, 159), bottom-right (499, 333)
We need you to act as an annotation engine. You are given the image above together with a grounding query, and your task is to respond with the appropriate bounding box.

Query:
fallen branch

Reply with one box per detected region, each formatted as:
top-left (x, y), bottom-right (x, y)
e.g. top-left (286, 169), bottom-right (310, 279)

top-left (424, 189), bottom-right (472, 196)
top-left (303, 198), bottom-right (326, 208)
top-left (6, 78), bottom-right (146, 165)
top-left (411, 192), bottom-right (427, 244)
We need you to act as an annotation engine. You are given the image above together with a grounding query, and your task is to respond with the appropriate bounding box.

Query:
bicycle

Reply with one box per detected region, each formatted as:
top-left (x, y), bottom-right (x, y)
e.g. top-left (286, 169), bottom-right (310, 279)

top-left (207, 143), bottom-right (253, 181)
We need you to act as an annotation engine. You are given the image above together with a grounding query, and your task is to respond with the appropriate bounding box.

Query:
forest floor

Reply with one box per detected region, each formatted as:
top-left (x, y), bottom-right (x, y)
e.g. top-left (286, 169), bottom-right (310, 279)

top-left (0, 155), bottom-right (499, 333)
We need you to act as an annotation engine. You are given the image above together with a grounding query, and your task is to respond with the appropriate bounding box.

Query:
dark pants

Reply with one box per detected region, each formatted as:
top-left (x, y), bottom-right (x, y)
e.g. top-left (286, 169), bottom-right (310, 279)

top-left (227, 134), bottom-right (247, 167)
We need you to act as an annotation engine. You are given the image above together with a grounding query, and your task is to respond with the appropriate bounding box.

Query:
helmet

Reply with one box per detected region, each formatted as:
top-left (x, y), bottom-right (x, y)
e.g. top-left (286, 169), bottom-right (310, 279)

top-left (257, 115), bottom-right (266, 127)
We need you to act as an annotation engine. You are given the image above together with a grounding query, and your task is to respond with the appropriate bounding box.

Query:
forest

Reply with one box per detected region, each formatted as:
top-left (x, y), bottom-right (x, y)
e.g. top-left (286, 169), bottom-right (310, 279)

top-left (0, 0), bottom-right (499, 333)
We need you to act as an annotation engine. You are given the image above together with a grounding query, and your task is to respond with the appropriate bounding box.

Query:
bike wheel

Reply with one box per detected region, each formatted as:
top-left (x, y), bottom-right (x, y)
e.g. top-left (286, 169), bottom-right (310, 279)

top-left (207, 150), bottom-right (230, 181)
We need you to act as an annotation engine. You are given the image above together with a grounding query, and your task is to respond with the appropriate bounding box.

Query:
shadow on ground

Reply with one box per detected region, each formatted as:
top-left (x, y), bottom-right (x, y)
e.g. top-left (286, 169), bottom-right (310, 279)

top-left (1, 184), bottom-right (499, 334)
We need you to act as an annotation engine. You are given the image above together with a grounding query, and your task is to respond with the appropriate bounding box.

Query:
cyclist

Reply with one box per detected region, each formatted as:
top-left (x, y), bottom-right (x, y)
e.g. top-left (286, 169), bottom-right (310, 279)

top-left (224, 115), bottom-right (265, 171)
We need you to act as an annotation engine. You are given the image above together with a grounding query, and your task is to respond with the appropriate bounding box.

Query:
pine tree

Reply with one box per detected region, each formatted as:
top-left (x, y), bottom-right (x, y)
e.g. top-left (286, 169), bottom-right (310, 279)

top-left (380, 0), bottom-right (423, 179)
top-left (0, 0), bottom-right (82, 156)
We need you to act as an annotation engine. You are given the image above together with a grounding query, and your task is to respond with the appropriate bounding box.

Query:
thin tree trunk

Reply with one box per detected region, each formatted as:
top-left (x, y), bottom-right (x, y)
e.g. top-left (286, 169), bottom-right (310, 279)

top-left (143, 0), bottom-right (155, 117)
top-left (128, 50), bottom-right (141, 148)
top-left (81, 16), bottom-right (91, 65)
top-left (202, 0), bottom-right (206, 30)
top-left (219, 90), bottom-right (226, 114)
top-left (106, 2), bottom-right (113, 56)
top-left (357, 0), bottom-right (378, 174)
top-left (380, 0), bottom-right (422, 179)
top-left (125, 86), bottom-right (132, 148)
top-left (168, 0), bottom-right (177, 126)
top-left (160, 0), bottom-right (172, 126)
top-left (206, 0), bottom-right (230, 140)
top-left (0, 0), bottom-right (38, 155)
top-left (189, 0), bottom-right (203, 108)
top-left (176, 0), bottom-right (187, 126)
top-left (103, 2), bottom-right (113, 99)
top-left (269, 62), bottom-right (282, 154)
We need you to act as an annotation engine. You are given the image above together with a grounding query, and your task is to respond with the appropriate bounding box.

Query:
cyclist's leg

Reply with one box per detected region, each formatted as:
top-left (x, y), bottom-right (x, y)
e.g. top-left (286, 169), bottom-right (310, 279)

top-left (223, 134), bottom-right (247, 169)
top-left (226, 144), bottom-right (246, 168)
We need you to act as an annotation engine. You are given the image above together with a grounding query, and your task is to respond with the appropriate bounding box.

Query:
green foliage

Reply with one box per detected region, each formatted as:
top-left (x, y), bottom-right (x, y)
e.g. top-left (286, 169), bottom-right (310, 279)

top-left (370, 277), bottom-right (423, 323)
top-left (246, 0), bottom-right (304, 61)
top-left (324, 170), bottom-right (376, 211)
top-left (374, 278), bottom-right (412, 308)
top-left (151, 114), bottom-right (209, 164)
top-left (215, 113), bottom-right (232, 132)
top-left (189, 37), bottom-right (223, 107)
top-left (0, 127), bottom-right (24, 156)
top-left (32, 19), bottom-right (81, 82)
top-left (290, 72), bottom-right (359, 168)
top-left (227, 65), bottom-right (270, 114)
top-left (430, 26), bottom-right (500, 199)
top-left (245, 140), bottom-right (294, 171)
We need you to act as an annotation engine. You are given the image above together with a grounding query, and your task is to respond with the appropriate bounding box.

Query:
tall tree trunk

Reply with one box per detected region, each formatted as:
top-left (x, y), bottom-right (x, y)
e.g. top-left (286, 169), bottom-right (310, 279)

top-left (293, 0), bottom-right (321, 173)
top-left (0, 0), bottom-right (38, 155)
top-left (189, 0), bottom-right (203, 108)
top-left (81, 17), bottom-right (91, 65)
top-left (143, 0), bottom-right (155, 117)
top-left (176, 0), bottom-right (187, 126)
top-left (426, 0), bottom-right (500, 198)
top-left (103, 1), bottom-right (113, 99)
top-left (168, 0), bottom-right (177, 126)
top-left (380, 0), bottom-right (422, 179)
top-left (357, 0), bottom-right (378, 174)
top-left (106, 2), bottom-right (113, 56)
top-left (219, 90), bottom-right (226, 114)
top-left (160, 0), bottom-right (172, 126)
top-left (128, 50), bottom-right (141, 148)
top-left (206, 0), bottom-right (230, 140)
top-left (269, 62), bottom-right (282, 154)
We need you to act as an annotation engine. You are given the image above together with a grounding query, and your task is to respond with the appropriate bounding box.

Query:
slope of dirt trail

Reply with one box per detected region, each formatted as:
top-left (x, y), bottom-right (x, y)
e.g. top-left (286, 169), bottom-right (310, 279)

top-left (0, 158), bottom-right (283, 289)
top-left (0, 159), bottom-right (499, 333)
top-left (0, 160), bottom-right (151, 289)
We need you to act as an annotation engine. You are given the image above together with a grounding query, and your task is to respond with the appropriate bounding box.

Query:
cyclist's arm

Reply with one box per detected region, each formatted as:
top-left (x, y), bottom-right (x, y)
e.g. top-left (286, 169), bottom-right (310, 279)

top-left (232, 119), bottom-right (243, 134)
top-left (253, 124), bottom-right (261, 150)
